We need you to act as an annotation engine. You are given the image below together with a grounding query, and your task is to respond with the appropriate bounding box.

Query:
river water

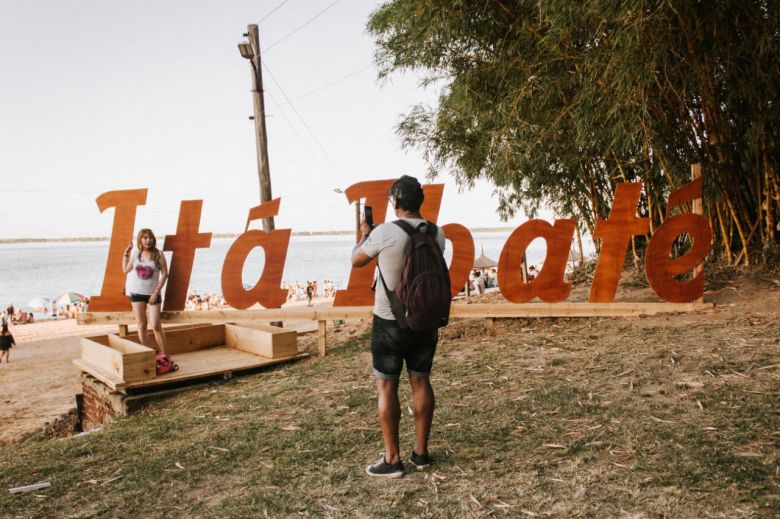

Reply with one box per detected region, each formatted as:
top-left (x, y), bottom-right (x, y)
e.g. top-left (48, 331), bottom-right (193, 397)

top-left (0, 231), bottom-right (562, 313)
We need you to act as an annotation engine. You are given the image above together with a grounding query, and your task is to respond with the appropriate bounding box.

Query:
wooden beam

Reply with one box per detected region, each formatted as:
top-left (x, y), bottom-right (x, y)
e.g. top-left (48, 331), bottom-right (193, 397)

top-left (691, 163), bottom-right (704, 305)
top-left (485, 317), bottom-right (496, 336)
top-left (450, 302), bottom-right (709, 317)
top-left (79, 301), bottom-right (710, 326)
top-left (318, 320), bottom-right (327, 358)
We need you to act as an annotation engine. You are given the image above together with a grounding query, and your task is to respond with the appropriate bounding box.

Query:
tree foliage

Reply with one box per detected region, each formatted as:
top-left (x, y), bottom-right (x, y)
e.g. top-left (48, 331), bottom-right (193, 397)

top-left (368, 0), bottom-right (779, 264)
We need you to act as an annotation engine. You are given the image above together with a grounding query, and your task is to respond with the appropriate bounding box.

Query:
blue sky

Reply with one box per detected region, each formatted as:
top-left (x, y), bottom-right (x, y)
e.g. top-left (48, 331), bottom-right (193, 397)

top-left (0, 0), bottom-right (540, 239)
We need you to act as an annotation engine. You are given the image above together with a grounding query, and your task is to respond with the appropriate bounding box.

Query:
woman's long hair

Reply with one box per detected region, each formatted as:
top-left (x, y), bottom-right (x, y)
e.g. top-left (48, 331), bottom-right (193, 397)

top-left (136, 228), bottom-right (161, 263)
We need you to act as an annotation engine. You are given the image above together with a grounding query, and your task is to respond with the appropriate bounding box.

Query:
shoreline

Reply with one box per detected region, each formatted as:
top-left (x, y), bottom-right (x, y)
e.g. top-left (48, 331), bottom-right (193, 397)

top-left (0, 227), bottom-right (516, 245)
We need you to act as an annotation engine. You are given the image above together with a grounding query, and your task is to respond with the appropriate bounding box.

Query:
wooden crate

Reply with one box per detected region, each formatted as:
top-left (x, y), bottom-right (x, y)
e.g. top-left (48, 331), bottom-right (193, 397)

top-left (224, 322), bottom-right (298, 359)
top-left (75, 323), bottom-right (300, 390)
top-left (79, 334), bottom-right (155, 384)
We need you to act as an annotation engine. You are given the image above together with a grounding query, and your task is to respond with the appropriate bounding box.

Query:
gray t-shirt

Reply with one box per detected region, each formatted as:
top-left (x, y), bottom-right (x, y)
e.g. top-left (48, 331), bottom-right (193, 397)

top-left (361, 218), bottom-right (447, 320)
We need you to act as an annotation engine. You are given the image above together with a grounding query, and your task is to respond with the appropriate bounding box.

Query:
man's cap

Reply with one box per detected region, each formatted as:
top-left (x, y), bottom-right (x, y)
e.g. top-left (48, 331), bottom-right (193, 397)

top-left (388, 175), bottom-right (424, 202)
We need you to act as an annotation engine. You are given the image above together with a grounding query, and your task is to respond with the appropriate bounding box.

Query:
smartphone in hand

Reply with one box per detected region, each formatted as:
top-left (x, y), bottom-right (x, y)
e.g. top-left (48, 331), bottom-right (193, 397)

top-left (364, 205), bottom-right (374, 228)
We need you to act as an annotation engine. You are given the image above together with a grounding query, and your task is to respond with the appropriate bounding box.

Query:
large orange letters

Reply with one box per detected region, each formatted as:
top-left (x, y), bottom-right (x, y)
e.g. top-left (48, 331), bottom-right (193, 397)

top-left (498, 219), bottom-right (576, 303)
top-left (441, 223), bottom-right (474, 297)
top-left (90, 180), bottom-right (714, 311)
top-left (221, 199), bottom-right (290, 309)
top-left (645, 178), bottom-right (712, 302)
top-left (163, 200), bottom-right (212, 311)
top-left (589, 183), bottom-right (650, 302)
top-left (89, 189), bottom-right (148, 311)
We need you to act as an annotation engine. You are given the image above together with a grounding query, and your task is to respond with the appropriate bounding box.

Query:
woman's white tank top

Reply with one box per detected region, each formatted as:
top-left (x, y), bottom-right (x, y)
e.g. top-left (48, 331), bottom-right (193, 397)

top-left (125, 251), bottom-right (160, 295)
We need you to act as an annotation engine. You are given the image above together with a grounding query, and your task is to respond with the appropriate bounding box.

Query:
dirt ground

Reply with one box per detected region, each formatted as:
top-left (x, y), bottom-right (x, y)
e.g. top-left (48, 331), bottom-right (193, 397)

top-left (0, 320), bottom-right (117, 444)
top-left (0, 298), bottom-right (335, 445)
top-left (1, 271), bottom-right (777, 448)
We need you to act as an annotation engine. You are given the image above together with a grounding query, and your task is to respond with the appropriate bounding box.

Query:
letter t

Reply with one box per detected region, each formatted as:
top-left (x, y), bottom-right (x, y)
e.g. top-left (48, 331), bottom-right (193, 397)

top-left (162, 200), bottom-right (212, 311)
top-left (589, 183), bottom-right (649, 302)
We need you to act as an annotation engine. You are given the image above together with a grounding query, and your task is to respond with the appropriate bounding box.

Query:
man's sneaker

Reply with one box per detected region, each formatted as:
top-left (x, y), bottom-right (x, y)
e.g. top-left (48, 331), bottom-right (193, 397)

top-left (409, 450), bottom-right (431, 470)
top-left (365, 456), bottom-right (404, 478)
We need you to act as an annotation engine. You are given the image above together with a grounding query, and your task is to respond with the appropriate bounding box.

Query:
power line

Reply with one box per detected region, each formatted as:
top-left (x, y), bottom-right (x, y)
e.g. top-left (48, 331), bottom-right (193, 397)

top-left (262, 62), bottom-right (346, 182)
top-left (263, 89), bottom-right (316, 158)
top-left (263, 0), bottom-right (343, 53)
top-left (257, 0), bottom-right (290, 25)
top-left (274, 63), bottom-right (374, 107)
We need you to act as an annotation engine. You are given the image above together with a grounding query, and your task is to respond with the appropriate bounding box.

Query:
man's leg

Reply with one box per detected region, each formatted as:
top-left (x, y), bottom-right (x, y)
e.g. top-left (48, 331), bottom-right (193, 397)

top-left (375, 378), bottom-right (401, 463)
top-left (409, 375), bottom-right (435, 456)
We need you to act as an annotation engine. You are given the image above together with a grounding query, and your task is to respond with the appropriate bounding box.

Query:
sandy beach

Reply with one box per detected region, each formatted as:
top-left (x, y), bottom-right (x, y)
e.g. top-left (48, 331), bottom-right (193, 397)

top-left (0, 295), bottom-right (336, 444)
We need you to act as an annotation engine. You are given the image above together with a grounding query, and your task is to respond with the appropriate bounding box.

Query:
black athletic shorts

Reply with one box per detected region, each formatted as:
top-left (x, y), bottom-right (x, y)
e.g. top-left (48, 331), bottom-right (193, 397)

top-left (371, 314), bottom-right (438, 380)
top-left (128, 293), bottom-right (161, 305)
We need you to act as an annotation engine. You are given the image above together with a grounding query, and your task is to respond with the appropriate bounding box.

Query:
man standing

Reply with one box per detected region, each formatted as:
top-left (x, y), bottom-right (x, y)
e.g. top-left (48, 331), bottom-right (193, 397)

top-left (351, 175), bottom-right (447, 478)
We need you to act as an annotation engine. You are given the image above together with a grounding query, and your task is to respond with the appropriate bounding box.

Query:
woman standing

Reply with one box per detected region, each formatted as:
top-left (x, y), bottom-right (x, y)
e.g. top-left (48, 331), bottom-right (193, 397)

top-left (0, 324), bottom-right (15, 363)
top-left (123, 228), bottom-right (170, 359)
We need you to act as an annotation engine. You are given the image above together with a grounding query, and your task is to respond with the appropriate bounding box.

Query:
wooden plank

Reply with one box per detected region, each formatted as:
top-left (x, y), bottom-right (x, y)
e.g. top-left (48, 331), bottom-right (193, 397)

top-left (118, 324), bottom-right (129, 337)
top-left (106, 334), bottom-right (154, 354)
top-left (81, 338), bottom-right (125, 380)
top-left (105, 335), bottom-right (155, 382)
top-left (72, 358), bottom-right (127, 391)
top-left (164, 324), bottom-right (225, 354)
top-left (224, 323), bottom-right (297, 359)
top-left (318, 320), bottom-right (326, 358)
top-left (122, 347), bottom-right (309, 389)
top-left (691, 164), bottom-right (704, 305)
top-left (80, 301), bottom-right (710, 326)
top-left (450, 302), bottom-right (710, 317)
top-left (8, 482), bottom-right (51, 494)
top-left (485, 317), bottom-right (496, 336)
top-left (121, 351), bottom-right (156, 382)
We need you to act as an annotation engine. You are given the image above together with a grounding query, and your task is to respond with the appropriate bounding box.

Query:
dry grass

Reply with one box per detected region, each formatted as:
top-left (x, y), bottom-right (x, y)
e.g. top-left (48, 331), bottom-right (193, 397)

top-left (1, 273), bottom-right (778, 518)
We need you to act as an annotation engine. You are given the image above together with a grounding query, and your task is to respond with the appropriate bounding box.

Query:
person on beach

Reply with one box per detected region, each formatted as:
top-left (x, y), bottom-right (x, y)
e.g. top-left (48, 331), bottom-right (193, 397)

top-left (306, 282), bottom-right (313, 306)
top-left (475, 270), bottom-right (486, 294)
top-left (123, 228), bottom-right (170, 358)
top-left (351, 175), bottom-right (446, 478)
top-left (0, 324), bottom-right (16, 363)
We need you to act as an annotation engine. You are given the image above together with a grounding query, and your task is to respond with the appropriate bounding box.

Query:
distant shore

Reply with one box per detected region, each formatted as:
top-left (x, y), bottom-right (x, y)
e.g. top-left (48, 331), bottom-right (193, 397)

top-left (0, 227), bottom-right (515, 244)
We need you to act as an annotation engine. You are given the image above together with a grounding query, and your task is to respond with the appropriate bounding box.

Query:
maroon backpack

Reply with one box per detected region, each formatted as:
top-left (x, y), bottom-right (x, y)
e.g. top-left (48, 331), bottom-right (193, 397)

top-left (377, 220), bottom-right (451, 331)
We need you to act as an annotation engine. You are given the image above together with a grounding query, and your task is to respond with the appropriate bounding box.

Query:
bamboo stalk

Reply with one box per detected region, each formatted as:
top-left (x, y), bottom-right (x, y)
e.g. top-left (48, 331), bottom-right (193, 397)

top-left (765, 148), bottom-right (776, 242)
top-left (715, 202), bottom-right (732, 264)
top-left (725, 196), bottom-right (750, 267)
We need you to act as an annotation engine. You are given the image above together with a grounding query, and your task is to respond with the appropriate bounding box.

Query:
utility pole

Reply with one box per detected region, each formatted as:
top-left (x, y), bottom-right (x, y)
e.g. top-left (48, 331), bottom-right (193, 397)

top-left (239, 24), bottom-right (274, 232)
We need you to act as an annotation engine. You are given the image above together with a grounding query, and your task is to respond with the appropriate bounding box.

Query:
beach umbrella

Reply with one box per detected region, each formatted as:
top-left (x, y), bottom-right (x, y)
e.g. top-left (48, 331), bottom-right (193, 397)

top-left (473, 247), bottom-right (498, 269)
top-left (27, 297), bottom-right (51, 310)
top-left (56, 292), bottom-right (86, 306)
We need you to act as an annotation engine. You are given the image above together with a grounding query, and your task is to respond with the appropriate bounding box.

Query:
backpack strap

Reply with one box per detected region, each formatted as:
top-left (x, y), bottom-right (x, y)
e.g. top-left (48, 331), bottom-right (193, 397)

top-left (393, 219), bottom-right (437, 236)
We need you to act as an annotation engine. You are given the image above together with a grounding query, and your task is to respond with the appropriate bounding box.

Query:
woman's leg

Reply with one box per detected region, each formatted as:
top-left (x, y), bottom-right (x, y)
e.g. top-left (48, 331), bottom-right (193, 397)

top-left (131, 301), bottom-right (149, 346)
top-left (148, 304), bottom-right (168, 355)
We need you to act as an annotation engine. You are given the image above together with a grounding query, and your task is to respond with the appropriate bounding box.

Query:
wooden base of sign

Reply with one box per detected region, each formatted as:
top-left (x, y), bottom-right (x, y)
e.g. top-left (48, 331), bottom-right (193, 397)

top-left (74, 323), bottom-right (305, 391)
top-left (80, 301), bottom-right (710, 357)
top-left (79, 302), bottom-right (709, 325)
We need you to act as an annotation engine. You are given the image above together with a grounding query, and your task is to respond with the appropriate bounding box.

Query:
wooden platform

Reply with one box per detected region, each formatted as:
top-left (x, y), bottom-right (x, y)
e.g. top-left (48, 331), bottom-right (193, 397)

top-left (74, 323), bottom-right (306, 391)
top-left (75, 347), bottom-right (308, 391)
top-left (78, 301), bottom-right (710, 325)
top-left (77, 302), bottom-right (711, 358)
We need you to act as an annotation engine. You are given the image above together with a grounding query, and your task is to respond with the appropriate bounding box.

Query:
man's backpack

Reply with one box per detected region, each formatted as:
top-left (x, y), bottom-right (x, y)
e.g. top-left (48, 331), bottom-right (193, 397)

top-left (377, 220), bottom-right (451, 331)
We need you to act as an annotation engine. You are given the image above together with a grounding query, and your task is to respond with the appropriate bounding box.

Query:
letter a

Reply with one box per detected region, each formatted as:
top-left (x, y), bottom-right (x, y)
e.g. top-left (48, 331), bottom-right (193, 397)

top-left (498, 219), bottom-right (576, 303)
top-left (221, 199), bottom-right (291, 309)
